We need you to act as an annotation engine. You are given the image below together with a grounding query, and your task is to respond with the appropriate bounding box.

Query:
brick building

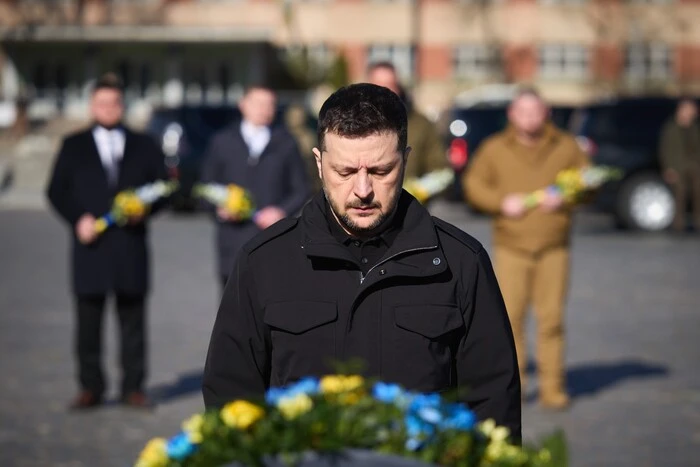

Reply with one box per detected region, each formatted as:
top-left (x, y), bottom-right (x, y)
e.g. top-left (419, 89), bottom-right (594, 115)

top-left (1, 0), bottom-right (699, 122)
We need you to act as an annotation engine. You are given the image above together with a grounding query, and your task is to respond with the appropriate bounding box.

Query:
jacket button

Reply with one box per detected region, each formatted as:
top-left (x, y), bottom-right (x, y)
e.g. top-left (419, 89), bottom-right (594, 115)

top-left (433, 257), bottom-right (441, 266)
top-left (379, 269), bottom-right (386, 275)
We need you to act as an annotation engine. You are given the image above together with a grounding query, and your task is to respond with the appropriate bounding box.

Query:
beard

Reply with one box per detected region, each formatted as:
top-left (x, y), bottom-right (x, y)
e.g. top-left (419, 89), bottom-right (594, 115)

top-left (323, 178), bottom-right (403, 238)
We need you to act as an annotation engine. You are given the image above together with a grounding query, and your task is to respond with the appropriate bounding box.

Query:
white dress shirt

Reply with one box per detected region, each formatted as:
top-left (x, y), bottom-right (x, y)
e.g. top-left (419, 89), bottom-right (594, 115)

top-left (240, 120), bottom-right (271, 160)
top-left (92, 126), bottom-right (125, 184)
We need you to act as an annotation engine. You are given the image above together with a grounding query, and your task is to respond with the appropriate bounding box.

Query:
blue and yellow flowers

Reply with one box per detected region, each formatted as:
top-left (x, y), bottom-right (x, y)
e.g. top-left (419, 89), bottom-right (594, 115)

top-left (135, 375), bottom-right (564, 467)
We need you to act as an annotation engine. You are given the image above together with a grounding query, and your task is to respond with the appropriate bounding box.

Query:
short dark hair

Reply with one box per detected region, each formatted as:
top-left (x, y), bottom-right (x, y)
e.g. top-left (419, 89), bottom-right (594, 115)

top-left (367, 60), bottom-right (397, 75)
top-left (92, 72), bottom-right (124, 95)
top-left (317, 83), bottom-right (407, 153)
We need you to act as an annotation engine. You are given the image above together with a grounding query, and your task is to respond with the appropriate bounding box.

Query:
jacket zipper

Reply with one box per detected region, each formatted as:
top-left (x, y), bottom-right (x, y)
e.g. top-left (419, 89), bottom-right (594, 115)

top-left (359, 245), bottom-right (438, 284)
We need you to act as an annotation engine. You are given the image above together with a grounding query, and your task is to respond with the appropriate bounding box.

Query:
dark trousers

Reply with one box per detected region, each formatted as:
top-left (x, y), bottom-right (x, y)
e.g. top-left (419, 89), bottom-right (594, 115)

top-left (75, 294), bottom-right (147, 397)
top-left (220, 275), bottom-right (229, 295)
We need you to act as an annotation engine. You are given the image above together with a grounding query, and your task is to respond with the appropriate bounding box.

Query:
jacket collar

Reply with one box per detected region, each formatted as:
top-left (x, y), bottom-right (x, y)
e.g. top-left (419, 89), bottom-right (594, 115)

top-left (300, 191), bottom-right (445, 283)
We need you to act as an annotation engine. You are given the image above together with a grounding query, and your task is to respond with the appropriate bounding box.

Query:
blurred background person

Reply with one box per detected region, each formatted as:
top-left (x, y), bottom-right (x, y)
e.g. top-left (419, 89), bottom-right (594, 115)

top-left (659, 97), bottom-right (700, 233)
top-left (285, 102), bottom-right (321, 195)
top-left (45, 73), bottom-right (168, 411)
top-left (200, 84), bottom-right (310, 291)
top-left (463, 87), bottom-right (589, 410)
top-left (366, 61), bottom-right (447, 181)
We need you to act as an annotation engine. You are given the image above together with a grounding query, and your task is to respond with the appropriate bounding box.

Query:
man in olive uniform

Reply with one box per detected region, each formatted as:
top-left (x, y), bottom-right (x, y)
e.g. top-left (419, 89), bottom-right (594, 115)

top-left (659, 98), bottom-right (700, 233)
top-left (367, 61), bottom-right (447, 180)
top-left (464, 88), bottom-right (589, 410)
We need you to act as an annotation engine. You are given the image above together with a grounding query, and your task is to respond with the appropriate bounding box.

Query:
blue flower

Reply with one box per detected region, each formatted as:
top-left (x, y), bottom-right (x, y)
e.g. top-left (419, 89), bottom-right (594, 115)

top-left (405, 437), bottom-right (423, 452)
top-left (417, 406), bottom-right (443, 425)
top-left (405, 413), bottom-right (435, 438)
top-left (372, 382), bottom-right (404, 404)
top-left (408, 393), bottom-right (442, 413)
top-left (442, 404), bottom-right (477, 431)
top-left (166, 432), bottom-right (196, 460)
top-left (265, 387), bottom-right (287, 406)
top-left (290, 377), bottom-right (320, 396)
top-left (265, 377), bottom-right (320, 405)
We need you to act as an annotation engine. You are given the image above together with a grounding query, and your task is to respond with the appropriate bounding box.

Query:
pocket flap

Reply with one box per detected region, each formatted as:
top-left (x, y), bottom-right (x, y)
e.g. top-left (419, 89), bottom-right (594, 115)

top-left (264, 301), bottom-right (338, 334)
top-left (394, 304), bottom-right (463, 339)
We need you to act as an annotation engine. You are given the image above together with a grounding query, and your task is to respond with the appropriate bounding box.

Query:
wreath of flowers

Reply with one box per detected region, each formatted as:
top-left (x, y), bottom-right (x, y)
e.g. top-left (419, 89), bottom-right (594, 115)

top-left (136, 375), bottom-right (566, 467)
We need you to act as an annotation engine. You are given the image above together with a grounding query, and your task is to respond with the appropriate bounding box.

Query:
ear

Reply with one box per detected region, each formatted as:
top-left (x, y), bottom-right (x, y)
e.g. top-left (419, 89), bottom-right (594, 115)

top-left (313, 147), bottom-right (323, 180)
top-left (403, 146), bottom-right (412, 163)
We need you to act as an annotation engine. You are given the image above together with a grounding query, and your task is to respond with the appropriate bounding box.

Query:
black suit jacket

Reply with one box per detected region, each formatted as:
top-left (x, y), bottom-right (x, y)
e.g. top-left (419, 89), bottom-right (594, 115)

top-left (200, 121), bottom-right (310, 277)
top-left (46, 127), bottom-right (168, 296)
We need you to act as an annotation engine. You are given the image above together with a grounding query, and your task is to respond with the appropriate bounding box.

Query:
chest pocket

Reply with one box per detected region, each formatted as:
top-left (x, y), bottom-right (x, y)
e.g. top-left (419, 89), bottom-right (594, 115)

top-left (384, 304), bottom-right (463, 392)
top-left (263, 301), bottom-right (337, 385)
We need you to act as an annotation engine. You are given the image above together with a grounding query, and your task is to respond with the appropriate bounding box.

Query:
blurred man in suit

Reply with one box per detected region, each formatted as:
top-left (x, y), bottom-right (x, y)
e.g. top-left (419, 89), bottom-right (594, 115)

top-left (46, 73), bottom-right (168, 410)
top-left (200, 84), bottom-right (309, 290)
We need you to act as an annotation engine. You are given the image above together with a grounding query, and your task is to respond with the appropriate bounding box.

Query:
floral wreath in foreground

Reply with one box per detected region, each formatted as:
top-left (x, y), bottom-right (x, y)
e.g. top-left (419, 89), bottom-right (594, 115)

top-left (136, 375), bottom-right (566, 467)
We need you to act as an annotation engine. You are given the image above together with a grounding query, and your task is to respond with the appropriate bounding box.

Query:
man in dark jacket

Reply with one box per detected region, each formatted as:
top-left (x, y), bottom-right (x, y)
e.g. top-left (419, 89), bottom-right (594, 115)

top-left (203, 83), bottom-right (521, 439)
top-left (46, 73), bottom-right (168, 410)
top-left (200, 85), bottom-right (310, 289)
top-left (659, 97), bottom-right (700, 232)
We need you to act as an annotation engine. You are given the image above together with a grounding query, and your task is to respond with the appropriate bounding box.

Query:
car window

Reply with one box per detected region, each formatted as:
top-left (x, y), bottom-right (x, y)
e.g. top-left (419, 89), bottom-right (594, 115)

top-left (574, 100), bottom-right (676, 147)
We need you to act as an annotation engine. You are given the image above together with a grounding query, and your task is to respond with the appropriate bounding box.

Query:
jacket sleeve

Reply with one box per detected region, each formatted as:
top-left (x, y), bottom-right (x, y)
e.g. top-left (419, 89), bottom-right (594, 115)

top-left (463, 143), bottom-right (502, 214)
top-left (658, 123), bottom-right (681, 172)
top-left (278, 138), bottom-right (310, 216)
top-left (457, 248), bottom-right (521, 442)
top-left (203, 250), bottom-right (271, 408)
top-left (46, 138), bottom-right (84, 226)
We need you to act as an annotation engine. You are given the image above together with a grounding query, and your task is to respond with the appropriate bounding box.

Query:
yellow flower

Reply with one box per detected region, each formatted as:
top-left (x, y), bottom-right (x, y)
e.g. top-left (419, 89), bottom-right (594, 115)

top-left (320, 375), bottom-right (365, 405)
top-left (278, 393), bottom-right (314, 420)
top-left (182, 413), bottom-right (205, 444)
top-left (135, 437), bottom-right (168, 467)
top-left (220, 400), bottom-right (265, 430)
top-left (320, 375), bottom-right (364, 394)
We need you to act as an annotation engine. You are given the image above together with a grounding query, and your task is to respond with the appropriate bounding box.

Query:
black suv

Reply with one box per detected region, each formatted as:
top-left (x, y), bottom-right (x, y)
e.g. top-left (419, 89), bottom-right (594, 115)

top-left (567, 97), bottom-right (681, 231)
top-left (445, 98), bottom-right (691, 232)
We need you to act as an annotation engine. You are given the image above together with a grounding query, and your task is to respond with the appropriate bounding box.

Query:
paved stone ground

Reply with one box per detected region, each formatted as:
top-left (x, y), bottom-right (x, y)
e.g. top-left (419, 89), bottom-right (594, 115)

top-left (1, 203), bottom-right (699, 467)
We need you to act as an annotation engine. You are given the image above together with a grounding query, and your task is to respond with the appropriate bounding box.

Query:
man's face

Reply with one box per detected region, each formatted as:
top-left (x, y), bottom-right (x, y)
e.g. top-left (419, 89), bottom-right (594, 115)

top-left (508, 94), bottom-right (549, 137)
top-left (313, 132), bottom-right (407, 238)
top-left (367, 67), bottom-right (401, 96)
top-left (91, 88), bottom-right (124, 128)
top-left (677, 101), bottom-right (698, 126)
top-left (239, 88), bottom-right (276, 127)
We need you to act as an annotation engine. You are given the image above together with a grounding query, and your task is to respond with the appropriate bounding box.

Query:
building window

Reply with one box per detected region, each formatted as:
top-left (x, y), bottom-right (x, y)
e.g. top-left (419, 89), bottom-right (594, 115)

top-left (538, 44), bottom-right (589, 80)
top-left (367, 45), bottom-right (414, 81)
top-left (625, 43), bottom-right (672, 81)
top-left (453, 44), bottom-right (500, 79)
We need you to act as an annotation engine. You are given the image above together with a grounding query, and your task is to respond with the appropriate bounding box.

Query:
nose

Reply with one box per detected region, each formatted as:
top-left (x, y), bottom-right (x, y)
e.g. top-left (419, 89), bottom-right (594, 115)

top-left (353, 170), bottom-right (373, 200)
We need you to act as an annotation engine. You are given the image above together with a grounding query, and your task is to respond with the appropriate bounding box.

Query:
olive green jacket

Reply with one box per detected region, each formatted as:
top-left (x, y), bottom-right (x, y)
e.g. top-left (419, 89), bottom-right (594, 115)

top-left (659, 120), bottom-right (700, 172)
top-left (405, 109), bottom-right (448, 180)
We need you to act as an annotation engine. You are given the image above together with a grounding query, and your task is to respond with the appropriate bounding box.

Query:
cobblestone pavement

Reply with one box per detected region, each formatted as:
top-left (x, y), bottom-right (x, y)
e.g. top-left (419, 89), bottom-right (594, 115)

top-left (1, 203), bottom-right (699, 467)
